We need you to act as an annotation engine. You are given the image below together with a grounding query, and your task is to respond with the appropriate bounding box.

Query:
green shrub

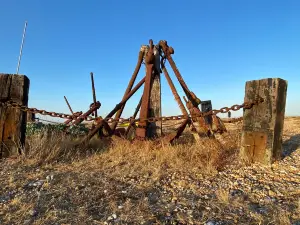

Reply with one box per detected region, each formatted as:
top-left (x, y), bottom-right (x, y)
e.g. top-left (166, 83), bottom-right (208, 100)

top-left (26, 122), bottom-right (89, 137)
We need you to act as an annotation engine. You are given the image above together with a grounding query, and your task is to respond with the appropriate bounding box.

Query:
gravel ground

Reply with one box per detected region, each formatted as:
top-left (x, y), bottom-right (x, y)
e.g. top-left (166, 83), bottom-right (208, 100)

top-left (0, 117), bottom-right (299, 225)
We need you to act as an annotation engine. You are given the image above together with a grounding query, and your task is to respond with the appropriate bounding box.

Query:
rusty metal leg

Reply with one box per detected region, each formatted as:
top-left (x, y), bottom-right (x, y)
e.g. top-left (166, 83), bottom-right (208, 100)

top-left (132, 96), bottom-right (142, 121)
top-left (135, 66), bottom-right (153, 139)
top-left (194, 116), bottom-right (212, 137)
top-left (183, 96), bottom-right (213, 139)
top-left (64, 96), bottom-right (74, 115)
top-left (83, 77), bottom-right (146, 144)
top-left (64, 103), bottom-right (100, 135)
top-left (102, 120), bottom-right (113, 136)
top-left (63, 96), bottom-right (83, 126)
top-left (110, 50), bottom-right (145, 133)
top-left (161, 58), bottom-right (188, 116)
top-left (211, 115), bottom-right (227, 134)
top-left (90, 72), bottom-right (98, 118)
top-left (159, 40), bottom-right (201, 107)
top-left (64, 111), bottom-right (83, 125)
top-left (72, 102), bottom-right (101, 126)
top-left (163, 118), bottom-right (190, 143)
top-left (124, 96), bottom-right (142, 137)
top-left (135, 40), bottom-right (155, 140)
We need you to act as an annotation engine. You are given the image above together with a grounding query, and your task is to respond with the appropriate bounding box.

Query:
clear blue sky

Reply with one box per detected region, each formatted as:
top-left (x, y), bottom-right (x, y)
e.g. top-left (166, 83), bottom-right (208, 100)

top-left (1, 0), bottom-right (299, 122)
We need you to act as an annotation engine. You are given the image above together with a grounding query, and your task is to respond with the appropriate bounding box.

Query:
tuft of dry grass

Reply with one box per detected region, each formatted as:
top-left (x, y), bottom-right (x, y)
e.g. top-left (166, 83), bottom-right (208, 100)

top-left (216, 188), bottom-right (230, 205)
top-left (1, 118), bottom-right (299, 224)
top-left (22, 130), bottom-right (111, 165)
top-left (21, 128), bottom-right (240, 177)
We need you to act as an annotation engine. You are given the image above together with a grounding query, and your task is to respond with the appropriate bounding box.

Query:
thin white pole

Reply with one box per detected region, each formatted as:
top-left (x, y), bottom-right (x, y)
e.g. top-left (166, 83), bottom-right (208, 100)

top-left (16, 21), bottom-right (28, 75)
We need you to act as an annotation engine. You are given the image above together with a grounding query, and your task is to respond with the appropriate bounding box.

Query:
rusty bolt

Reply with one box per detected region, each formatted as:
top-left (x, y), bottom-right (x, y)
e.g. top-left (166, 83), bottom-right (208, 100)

top-left (168, 46), bottom-right (174, 54)
top-left (145, 39), bottom-right (155, 64)
top-left (149, 39), bottom-right (153, 48)
top-left (160, 40), bottom-right (167, 45)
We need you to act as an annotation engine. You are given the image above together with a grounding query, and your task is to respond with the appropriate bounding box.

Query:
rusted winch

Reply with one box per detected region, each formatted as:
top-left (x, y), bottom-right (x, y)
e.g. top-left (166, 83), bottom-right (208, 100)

top-left (76, 39), bottom-right (227, 144)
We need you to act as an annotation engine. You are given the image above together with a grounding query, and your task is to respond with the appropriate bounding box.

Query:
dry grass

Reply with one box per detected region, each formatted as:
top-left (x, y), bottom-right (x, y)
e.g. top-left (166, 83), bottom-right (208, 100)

top-left (23, 129), bottom-right (239, 177)
top-left (215, 188), bottom-right (230, 205)
top-left (0, 118), bottom-right (299, 224)
top-left (23, 131), bottom-right (111, 165)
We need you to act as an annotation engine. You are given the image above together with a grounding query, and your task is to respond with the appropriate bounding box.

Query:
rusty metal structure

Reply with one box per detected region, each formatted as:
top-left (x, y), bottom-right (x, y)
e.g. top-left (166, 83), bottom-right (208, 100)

top-left (0, 39), bottom-right (265, 146)
top-left (79, 39), bottom-right (229, 143)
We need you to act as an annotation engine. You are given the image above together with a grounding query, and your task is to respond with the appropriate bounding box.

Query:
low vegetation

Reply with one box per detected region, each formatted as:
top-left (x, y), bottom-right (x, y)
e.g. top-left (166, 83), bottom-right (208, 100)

top-left (0, 118), bottom-right (299, 224)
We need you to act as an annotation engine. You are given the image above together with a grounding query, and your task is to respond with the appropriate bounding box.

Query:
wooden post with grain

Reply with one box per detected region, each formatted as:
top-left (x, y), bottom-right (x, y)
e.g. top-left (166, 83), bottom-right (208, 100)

top-left (240, 78), bottom-right (287, 165)
top-left (0, 74), bottom-right (30, 158)
top-left (26, 112), bottom-right (35, 122)
top-left (201, 100), bottom-right (213, 126)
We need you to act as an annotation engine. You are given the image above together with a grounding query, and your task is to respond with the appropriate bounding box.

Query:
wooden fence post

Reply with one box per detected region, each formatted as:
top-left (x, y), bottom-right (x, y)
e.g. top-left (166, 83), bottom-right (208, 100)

top-left (0, 74), bottom-right (30, 158)
top-left (240, 78), bottom-right (287, 165)
top-left (27, 112), bottom-right (35, 122)
top-left (228, 111), bottom-right (231, 118)
top-left (201, 100), bottom-right (212, 126)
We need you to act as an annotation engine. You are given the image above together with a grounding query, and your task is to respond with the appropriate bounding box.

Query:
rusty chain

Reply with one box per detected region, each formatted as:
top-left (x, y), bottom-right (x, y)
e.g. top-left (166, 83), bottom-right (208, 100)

top-left (0, 97), bottom-right (263, 125)
top-left (0, 101), bottom-right (74, 119)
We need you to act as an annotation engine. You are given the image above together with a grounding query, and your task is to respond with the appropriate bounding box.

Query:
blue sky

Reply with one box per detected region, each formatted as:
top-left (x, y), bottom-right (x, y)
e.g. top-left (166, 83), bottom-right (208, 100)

top-left (1, 0), bottom-right (299, 122)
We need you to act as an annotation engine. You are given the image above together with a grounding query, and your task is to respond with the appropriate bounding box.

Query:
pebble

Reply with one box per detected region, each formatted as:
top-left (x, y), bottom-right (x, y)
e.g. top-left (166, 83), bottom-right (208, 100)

top-left (268, 190), bottom-right (276, 196)
top-left (107, 216), bottom-right (113, 221)
top-left (0, 196), bottom-right (10, 204)
top-left (0, 120), bottom-right (299, 225)
top-left (24, 180), bottom-right (44, 189)
top-left (75, 185), bottom-right (85, 191)
top-left (46, 174), bottom-right (54, 182)
top-left (205, 221), bottom-right (217, 225)
top-left (28, 209), bottom-right (38, 217)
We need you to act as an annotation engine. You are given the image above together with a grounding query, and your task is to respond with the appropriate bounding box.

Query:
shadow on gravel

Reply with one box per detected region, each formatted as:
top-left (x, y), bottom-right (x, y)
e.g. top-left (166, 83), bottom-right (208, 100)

top-left (282, 134), bottom-right (300, 158)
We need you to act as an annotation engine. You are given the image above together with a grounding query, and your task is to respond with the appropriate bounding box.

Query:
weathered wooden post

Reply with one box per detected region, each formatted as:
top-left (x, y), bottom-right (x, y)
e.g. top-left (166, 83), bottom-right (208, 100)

top-left (26, 112), bottom-right (35, 122)
top-left (141, 43), bottom-right (162, 138)
top-left (201, 100), bottom-right (212, 126)
top-left (240, 78), bottom-right (287, 165)
top-left (228, 111), bottom-right (231, 118)
top-left (0, 74), bottom-right (29, 158)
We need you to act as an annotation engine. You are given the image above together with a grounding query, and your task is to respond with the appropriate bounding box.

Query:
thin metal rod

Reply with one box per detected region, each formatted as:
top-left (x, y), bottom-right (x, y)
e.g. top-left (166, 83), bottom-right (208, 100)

top-left (16, 21), bottom-right (28, 75)
top-left (159, 41), bottom-right (201, 108)
top-left (82, 76), bottom-right (146, 143)
top-left (64, 96), bottom-right (74, 115)
top-left (110, 49), bottom-right (144, 132)
top-left (90, 72), bottom-right (98, 117)
top-left (124, 96), bottom-right (143, 136)
top-left (132, 96), bottom-right (143, 119)
top-left (35, 117), bottom-right (61, 124)
top-left (106, 76), bottom-right (146, 119)
top-left (161, 58), bottom-right (188, 116)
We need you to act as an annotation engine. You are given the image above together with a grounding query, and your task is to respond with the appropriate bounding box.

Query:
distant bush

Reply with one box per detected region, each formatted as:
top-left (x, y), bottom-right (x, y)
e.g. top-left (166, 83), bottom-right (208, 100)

top-left (26, 122), bottom-right (89, 136)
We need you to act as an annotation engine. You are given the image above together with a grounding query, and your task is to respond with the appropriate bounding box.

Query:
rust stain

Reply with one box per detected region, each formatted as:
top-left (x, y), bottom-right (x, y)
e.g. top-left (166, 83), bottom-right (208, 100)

top-left (135, 39), bottom-right (155, 140)
top-left (242, 131), bottom-right (267, 163)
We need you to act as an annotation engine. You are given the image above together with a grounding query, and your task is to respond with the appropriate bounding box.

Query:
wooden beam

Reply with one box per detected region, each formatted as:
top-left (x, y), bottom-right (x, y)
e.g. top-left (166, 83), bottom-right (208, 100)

top-left (147, 44), bottom-right (162, 138)
top-left (240, 78), bottom-right (288, 165)
top-left (201, 100), bottom-right (212, 127)
top-left (26, 111), bottom-right (35, 122)
top-left (0, 74), bottom-right (29, 158)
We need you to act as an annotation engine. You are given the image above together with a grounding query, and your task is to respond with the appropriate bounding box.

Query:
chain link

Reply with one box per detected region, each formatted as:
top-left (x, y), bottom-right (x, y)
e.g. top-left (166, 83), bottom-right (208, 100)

top-left (0, 97), bottom-right (263, 125)
top-left (0, 101), bottom-right (74, 119)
